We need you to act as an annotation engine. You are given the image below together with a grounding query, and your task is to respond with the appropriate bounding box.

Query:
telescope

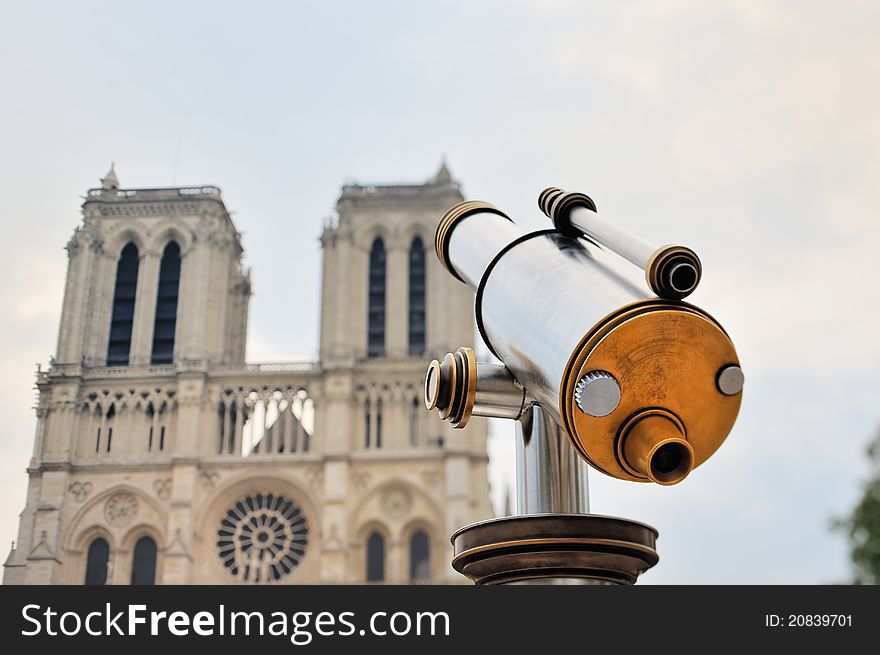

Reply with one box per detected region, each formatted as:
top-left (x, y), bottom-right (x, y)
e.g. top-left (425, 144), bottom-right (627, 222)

top-left (425, 187), bottom-right (743, 585)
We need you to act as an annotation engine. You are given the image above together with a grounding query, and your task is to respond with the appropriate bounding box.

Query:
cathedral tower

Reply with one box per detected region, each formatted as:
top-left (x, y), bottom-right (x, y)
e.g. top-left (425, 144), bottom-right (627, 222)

top-left (55, 164), bottom-right (250, 370)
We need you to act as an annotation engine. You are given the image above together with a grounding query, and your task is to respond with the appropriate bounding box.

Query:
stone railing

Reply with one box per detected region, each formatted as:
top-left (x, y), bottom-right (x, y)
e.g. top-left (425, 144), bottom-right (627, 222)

top-left (85, 186), bottom-right (223, 201)
top-left (212, 367), bottom-right (321, 458)
top-left (64, 362), bottom-right (322, 461)
top-left (213, 361), bottom-right (320, 374)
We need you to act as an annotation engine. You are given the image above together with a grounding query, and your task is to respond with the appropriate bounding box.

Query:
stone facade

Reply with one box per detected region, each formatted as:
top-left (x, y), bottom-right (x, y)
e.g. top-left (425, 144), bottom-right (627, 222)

top-left (3, 163), bottom-right (492, 585)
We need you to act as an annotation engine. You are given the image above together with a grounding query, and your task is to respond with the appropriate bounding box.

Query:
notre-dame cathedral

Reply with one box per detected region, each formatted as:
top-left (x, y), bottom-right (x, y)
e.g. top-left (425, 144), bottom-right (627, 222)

top-left (2, 163), bottom-right (492, 585)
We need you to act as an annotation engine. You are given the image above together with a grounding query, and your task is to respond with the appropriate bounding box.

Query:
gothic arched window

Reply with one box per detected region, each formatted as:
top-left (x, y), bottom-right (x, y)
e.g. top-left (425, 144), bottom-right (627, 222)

top-left (85, 537), bottom-right (110, 585)
top-left (367, 237), bottom-right (386, 358)
top-left (217, 493), bottom-right (309, 583)
top-left (409, 530), bottom-right (430, 582)
top-left (364, 398), bottom-right (371, 448)
top-left (408, 236), bottom-right (426, 355)
top-left (107, 242), bottom-right (140, 365)
top-left (151, 241), bottom-right (181, 364)
top-left (410, 396), bottom-right (419, 446)
top-left (375, 398), bottom-right (383, 448)
top-left (105, 403), bottom-right (115, 452)
top-left (130, 536), bottom-right (157, 585)
top-left (147, 402), bottom-right (155, 451)
top-left (366, 531), bottom-right (385, 583)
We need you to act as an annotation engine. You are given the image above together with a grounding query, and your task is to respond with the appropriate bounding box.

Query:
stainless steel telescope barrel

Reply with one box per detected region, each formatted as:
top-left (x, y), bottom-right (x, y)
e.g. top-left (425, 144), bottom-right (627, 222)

top-left (538, 187), bottom-right (702, 300)
top-left (426, 200), bottom-right (743, 485)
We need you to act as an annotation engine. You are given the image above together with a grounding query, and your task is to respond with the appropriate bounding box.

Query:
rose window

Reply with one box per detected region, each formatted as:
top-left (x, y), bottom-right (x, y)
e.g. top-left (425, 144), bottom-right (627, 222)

top-left (217, 493), bottom-right (308, 583)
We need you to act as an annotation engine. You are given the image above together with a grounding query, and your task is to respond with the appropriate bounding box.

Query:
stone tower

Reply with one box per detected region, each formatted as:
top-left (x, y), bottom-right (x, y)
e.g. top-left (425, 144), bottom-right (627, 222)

top-left (3, 163), bottom-right (491, 585)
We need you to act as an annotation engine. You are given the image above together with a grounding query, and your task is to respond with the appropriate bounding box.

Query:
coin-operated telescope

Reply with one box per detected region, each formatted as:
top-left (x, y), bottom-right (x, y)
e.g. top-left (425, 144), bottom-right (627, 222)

top-left (425, 188), bottom-right (743, 585)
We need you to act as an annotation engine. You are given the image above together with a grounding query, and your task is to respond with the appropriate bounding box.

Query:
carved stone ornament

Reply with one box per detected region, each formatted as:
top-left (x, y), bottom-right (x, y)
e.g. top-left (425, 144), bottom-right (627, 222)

top-left (421, 470), bottom-right (442, 487)
top-left (68, 481), bottom-right (93, 502)
top-left (380, 485), bottom-right (413, 519)
top-left (104, 491), bottom-right (139, 527)
top-left (305, 465), bottom-right (323, 489)
top-left (201, 470), bottom-right (220, 489)
top-left (154, 478), bottom-right (172, 500)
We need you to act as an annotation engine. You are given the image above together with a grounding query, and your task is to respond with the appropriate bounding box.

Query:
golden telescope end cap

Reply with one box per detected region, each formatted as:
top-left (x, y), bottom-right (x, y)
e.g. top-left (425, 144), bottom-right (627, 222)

top-left (561, 301), bottom-right (742, 484)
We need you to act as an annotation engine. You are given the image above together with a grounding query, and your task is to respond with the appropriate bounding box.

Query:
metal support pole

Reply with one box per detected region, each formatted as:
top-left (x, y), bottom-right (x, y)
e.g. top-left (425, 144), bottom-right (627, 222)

top-left (515, 404), bottom-right (590, 515)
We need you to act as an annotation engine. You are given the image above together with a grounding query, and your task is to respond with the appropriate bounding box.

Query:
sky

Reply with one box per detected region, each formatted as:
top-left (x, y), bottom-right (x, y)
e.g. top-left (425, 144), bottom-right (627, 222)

top-left (1, 0), bottom-right (878, 583)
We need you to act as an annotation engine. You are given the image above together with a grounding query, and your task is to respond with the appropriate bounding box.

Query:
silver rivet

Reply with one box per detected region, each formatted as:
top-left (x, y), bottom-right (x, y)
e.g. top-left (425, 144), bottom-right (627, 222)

top-left (575, 370), bottom-right (621, 417)
top-left (716, 365), bottom-right (744, 396)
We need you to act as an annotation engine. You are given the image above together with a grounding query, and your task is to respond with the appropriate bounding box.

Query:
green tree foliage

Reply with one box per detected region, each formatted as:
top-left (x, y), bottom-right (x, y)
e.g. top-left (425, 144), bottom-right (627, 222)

top-left (834, 431), bottom-right (880, 584)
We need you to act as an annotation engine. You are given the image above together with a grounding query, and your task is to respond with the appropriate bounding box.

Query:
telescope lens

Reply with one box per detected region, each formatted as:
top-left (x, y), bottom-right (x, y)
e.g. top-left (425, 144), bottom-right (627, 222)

top-left (652, 443), bottom-right (682, 474)
top-left (426, 365), bottom-right (436, 396)
top-left (648, 440), bottom-right (694, 484)
top-left (424, 360), bottom-right (441, 410)
top-left (669, 261), bottom-right (698, 294)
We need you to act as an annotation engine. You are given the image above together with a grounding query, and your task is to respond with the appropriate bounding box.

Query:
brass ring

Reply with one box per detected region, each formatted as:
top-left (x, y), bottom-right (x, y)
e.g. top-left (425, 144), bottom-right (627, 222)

top-left (538, 186), bottom-right (597, 237)
top-left (435, 200), bottom-right (511, 282)
top-left (451, 346), bottom-right (477, 429)
top-left (437, 352), bottom-right (457, 420)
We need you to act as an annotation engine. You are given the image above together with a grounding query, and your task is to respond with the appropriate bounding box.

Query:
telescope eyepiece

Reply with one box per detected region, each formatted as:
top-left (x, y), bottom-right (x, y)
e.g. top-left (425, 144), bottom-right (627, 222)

top-left (619, 410), bottom-right (695, 486)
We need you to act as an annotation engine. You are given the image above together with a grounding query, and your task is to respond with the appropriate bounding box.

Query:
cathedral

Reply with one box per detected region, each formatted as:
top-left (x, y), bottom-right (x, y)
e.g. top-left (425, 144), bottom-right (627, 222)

top-left (3, 163), bottom-right (492, 585)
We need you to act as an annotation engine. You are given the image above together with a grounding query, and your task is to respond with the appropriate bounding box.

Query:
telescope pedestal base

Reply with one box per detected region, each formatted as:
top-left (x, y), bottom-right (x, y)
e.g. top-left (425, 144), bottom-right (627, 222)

top-left (451, 513), bottom-right (659, 585)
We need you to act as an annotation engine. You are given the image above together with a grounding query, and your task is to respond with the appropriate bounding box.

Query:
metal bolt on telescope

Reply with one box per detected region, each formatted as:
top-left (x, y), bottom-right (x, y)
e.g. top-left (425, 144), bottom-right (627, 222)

top-left (424, 189), bottom-right (744, 585)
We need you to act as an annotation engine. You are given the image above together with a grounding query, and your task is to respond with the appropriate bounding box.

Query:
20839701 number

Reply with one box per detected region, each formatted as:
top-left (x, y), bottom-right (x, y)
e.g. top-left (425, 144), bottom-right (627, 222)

top-left (764, 614), bottom-right (853, 628)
